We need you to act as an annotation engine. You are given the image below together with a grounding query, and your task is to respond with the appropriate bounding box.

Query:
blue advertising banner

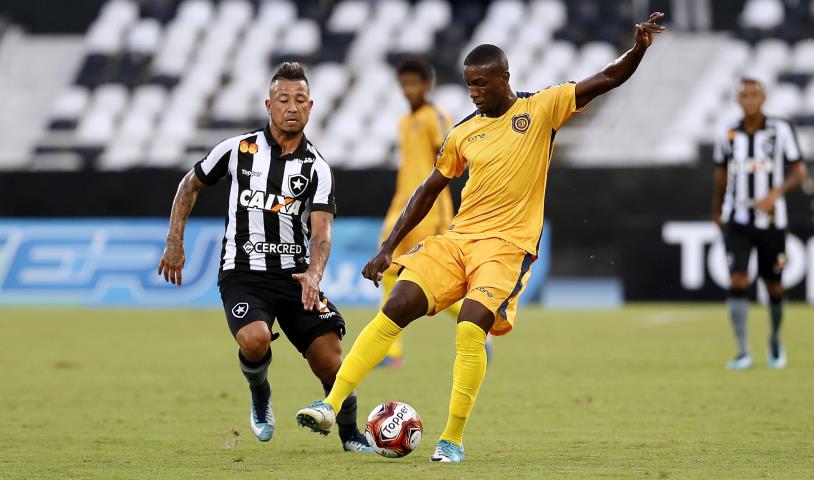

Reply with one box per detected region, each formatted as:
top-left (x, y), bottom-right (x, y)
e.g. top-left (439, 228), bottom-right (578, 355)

top-left (0, 219), bottom-right (550, 307)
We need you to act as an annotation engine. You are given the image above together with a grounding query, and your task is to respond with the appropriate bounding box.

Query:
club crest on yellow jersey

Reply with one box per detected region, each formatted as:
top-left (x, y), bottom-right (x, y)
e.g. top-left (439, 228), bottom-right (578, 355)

top-left (512, 113), bottom-right (531, 134)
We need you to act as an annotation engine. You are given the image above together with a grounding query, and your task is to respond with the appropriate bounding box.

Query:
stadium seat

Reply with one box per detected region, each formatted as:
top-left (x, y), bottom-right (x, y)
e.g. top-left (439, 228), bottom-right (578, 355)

top-left (764, 83), bottom-right (803, 117)
top-left (753, 38), bottom-right (791, 72)
top-left (740, 0), bottom-right (785, 30)
top-left (791, 41), bottom-right (814, 73)
top-left (52, 87), bottom-right (90, 122)
top-left (414, 0), bottom-right (452, 30)
top-left (327, 0), bottom-right (370, 33)
top-left (529, 0), bottom-right (568, 31)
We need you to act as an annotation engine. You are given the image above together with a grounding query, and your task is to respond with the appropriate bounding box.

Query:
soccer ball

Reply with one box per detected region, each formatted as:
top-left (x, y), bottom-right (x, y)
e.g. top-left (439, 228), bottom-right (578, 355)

top-left (364, 401), bottom-right (423, 458)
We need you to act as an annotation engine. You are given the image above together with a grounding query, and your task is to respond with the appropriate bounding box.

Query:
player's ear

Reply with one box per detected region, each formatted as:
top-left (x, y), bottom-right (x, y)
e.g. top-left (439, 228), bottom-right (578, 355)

top-left (264, 98), bottom-right (272, 114)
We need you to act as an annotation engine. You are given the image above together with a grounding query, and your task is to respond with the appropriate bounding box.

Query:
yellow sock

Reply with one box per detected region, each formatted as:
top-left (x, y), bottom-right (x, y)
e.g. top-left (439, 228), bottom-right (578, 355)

top-left (324, 311), bottom-right (402, 411)
top-left (445, 299), bottom-right (463, 318)
top-left (440, 321), bottom-right (487, 446)
top-left (381, 270), bottom-right (404, 358)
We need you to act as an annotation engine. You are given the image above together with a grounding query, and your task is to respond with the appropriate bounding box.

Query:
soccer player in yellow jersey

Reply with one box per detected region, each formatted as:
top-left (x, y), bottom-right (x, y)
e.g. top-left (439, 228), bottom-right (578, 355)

top-left (378, 57), bottom-right (460, 367)
top-left (298, 12), bottom-right (666, 462)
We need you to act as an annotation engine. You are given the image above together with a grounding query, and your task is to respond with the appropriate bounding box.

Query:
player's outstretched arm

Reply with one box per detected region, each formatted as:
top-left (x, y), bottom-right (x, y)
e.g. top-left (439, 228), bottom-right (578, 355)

top-left (292, 211), bottom-right (333, 310)
top-left (712, 165), bottom-right (727, 230)
top-left (574, 11), bottom-right (665, 109)
top-left (362, 169), bottom-right (450, 286)
top-left (158, 169), bottom-right (205, 286)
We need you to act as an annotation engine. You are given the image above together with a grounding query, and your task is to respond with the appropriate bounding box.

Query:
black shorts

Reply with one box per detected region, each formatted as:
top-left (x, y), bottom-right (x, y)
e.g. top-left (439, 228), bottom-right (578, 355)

top-left (724, 223), bottom-right (787, 282)
top-left (218, 270), bottom-right (345, 355)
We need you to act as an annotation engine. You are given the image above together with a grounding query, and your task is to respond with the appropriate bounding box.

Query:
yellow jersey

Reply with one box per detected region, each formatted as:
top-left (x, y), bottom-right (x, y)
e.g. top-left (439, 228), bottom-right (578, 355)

top-left (435, 82), bottom-right (581, 255)
top-left (382, 103), bottom-right (454, 240)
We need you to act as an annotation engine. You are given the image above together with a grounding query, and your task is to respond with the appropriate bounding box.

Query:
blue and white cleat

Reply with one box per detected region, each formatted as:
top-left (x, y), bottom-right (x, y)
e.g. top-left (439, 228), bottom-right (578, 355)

top-left (250, 400), bottom-right (275, 442)
top-left (296, 400), bottom-right (335, 436)
top-left (726, 354), bottom-right (753, 370)
top-left (430, 440), bottom-right (465, 462)
top-left (768, 341), bottom-right (787, 369)
top-left (343, 431), bottom-right (374, 453)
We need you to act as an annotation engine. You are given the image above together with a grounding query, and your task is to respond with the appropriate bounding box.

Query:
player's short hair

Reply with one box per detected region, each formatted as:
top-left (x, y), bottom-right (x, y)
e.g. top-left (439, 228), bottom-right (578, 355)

top-left (739, 77), bottom-right (764, 90)
top-left (396, 56), bottom-right (433, 81)
top-left (464, 44), bottom-right (508, 71)
top-left (271, 62), bottom-right (308, 85)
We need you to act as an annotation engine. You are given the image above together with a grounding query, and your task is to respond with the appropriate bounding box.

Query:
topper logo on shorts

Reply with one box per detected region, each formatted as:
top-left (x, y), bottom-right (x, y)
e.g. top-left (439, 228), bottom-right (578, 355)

top-left (239, 189), bottom-right (303, 215)
top-left (232, 302), bottom-right (249, 318)
top-left (512, 113), bottom-right (531, 134)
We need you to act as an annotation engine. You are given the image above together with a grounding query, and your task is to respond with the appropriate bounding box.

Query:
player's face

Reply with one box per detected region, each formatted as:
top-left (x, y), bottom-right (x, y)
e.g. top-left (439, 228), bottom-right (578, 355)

top-left (463, 64), bottom-right (509, 115)
top-left (266, 79), bottom-right (313, 134)
top-left (737, 83), bottom-right (765, 117)
top-left (399, 72), bottom-right (429, 109)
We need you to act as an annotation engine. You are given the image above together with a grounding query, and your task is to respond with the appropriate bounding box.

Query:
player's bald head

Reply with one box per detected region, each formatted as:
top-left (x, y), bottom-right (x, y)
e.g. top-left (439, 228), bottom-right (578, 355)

top-left (464, 44), bottom-right (509, 72)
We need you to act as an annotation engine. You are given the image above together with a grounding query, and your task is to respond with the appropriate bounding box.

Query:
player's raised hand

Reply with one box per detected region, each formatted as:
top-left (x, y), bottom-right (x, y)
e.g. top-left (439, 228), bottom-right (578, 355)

top-left (292, 270), bottom-right (321, 310)
top-left (634, 12), bottom-right (666, 49)
top-left (362, 249), bottom-right (393, 288)
top-left (158, 241), bottom-right (185, 286)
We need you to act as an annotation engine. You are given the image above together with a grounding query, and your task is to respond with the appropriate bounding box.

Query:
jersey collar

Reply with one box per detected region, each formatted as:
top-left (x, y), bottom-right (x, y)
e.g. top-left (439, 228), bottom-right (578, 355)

top-left (263, 123), bottom-right (310, 159)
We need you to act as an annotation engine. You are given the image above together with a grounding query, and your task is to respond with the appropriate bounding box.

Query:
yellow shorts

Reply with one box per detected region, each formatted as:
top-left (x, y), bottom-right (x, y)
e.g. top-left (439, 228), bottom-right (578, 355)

top-left (393, 234), bottom-right (534, 336)
top-left (381, 224), bottom-right (441, 275)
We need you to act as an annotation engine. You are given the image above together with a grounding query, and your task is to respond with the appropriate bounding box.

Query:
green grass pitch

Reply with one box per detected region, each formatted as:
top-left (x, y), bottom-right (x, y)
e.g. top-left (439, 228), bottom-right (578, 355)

top-left (1, 304), bottom-right (812, 479)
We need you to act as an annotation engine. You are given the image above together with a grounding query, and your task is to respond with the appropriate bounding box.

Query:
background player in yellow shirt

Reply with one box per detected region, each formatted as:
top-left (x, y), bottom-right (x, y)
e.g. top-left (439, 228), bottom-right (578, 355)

top-left (378, 57), bottom-right (468, 367)
top-left (299, 12), bottom-right (666, 462)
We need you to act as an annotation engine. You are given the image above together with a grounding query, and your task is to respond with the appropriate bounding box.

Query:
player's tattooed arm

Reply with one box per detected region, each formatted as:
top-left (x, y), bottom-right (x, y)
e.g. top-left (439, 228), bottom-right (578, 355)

top-left (574, 12), bottom-right (665, 109)
top-left (363, 169), bottom-right (450, 286)
top-left (293, 211), bottom-right (333, 310)
top-left (755, 161), bottom-right (808, 213)
top-left (158, 169), bottom-right (205, 286)
top-left (712, 165), bottom-right (728, 230)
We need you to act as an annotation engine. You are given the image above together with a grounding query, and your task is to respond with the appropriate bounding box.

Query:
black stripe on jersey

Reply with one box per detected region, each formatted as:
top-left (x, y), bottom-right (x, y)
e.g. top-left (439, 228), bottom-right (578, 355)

top-left (293, 160), bottom-right (315, 269)
top-left (234, 135), bottom-right (258, 269)
top-left (263, 154), bottom-right (287, 271)
top-left (746, 131), bottom-right (755, 224)
top-left (454, 110), bottom-right (479, 128)
top-left (517, 91), bottom-right (537, 98)
top-left (194, 150), bottom-right (230, 185)
top-left (548, 128), bottom-right (557, 160)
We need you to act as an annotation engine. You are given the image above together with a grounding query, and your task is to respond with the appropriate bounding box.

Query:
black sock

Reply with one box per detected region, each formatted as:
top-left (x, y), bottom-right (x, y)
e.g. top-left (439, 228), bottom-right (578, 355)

top-left (240, 349), bottom-right (272, 421)
top-left (323, 383), bottom-right (359, 442)
top-left (769, 295), bottom-right (783, 356)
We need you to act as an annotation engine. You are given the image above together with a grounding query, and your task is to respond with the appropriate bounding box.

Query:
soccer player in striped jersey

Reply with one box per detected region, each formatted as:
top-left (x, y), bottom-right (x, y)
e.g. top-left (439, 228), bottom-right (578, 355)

top-left (298, 13), bottom-right (666, 462)
top-left (158, 63), bottom-right (371, 452)
top-left (712, 78), bottom-right (808, 370)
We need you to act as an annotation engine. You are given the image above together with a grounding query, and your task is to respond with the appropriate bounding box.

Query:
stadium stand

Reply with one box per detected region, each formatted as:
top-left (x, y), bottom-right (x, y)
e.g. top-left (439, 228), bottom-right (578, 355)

top-left (0, 0), bottom-right (811, 171)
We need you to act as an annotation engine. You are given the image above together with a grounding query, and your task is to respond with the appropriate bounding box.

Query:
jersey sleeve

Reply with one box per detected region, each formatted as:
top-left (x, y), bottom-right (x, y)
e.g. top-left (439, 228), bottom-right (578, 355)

top-left (779, 121), bottom-right (803, 164)
top-left (426, 107), bottom-right (451, 151)
top-left (309, 159), bottom-right (337, 216)
top-left (534, 82), bottom-right (581, 131)
top-left (713, 128), bottom-right (732, 166)
top-left (194, 138), bottom-right (233, 185)
top-left (434, 128), bottom-right (466, 178)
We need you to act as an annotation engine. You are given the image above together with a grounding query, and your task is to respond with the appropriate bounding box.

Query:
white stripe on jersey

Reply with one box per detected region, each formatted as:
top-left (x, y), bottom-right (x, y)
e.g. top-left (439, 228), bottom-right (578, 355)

top-left (223, 146), bottom-right (240, 271)
top-left (279, 159), bottom-right (303, 269)
top-left (248, 136), bottom-right (270, 271)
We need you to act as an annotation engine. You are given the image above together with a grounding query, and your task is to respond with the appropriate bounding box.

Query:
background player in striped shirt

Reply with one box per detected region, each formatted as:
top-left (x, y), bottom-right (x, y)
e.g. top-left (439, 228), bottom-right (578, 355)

top-left (377, 57), bottom-right (481, 368)
top-left (158, 63), bottom-right (371, 452)
top-left (712, 78), bottom-right (808, 370)
top-left (298, 13), bottom-right (666, 462)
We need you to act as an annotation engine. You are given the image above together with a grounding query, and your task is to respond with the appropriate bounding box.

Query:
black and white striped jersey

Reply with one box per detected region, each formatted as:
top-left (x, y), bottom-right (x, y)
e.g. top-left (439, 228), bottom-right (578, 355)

top-left (713, 117), bottom-right (802, 229)
top-left (194, 124), bottom-right (336, 273)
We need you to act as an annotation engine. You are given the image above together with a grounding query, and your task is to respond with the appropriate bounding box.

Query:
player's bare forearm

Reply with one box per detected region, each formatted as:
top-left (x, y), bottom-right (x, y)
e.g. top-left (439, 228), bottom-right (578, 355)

top-left (381, 169), bottom-right (450, 253)
top-left (778, 162), bottom-right (807, 194)
top-left (575, 12), bottom-right (665, 108)
top-left (166, 169), bottom-right (203, 245)
top-left (712, 166), bottom-right (727, 224)
top-left (306, 211), bottom-right (333, 280)
top-left (159, 169), bottom-right (204, 285)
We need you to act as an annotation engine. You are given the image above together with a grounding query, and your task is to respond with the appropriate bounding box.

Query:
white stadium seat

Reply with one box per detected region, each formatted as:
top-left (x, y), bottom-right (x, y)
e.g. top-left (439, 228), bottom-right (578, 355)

top-left (257, 0), bottom-right (297, 27)
top-left (740, 0), bottom-right (784, 30)
top-left (764, 83), bottom-right (803, 117)
top-left (791, 41), bottom-right (814, 73)
top-left (281, 20), bottom-right (321, 55)
top-left (126, 19), bottom-right (162, 55)
top-left (327, 0), bottom-right (371, 33)
top-left (92, 84), bottom-right (129, 118)
top-left (76, 110), bottom-right (116, 145)
top-left (414, 0), bottom-right (452, 31)
top-left (52, 87), bottom-right (90, 120)
top-left (176, 0), bottom-right (215, 29)
top-left (218, 0), bottom-right (254, 25)
top-left (753, 39), bottom-right (791, 72)
top-left (529, 0), bottom-right (567, 31)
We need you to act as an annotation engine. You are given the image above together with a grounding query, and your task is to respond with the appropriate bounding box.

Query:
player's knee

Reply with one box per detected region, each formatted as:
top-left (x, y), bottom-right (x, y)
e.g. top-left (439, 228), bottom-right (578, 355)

top-left (730, 273), bottom-right (749, 290)
top-left (766, 281), bottom-right (784, 299)
top-left (235, 323), bottom-right (271, 359)
top-left (382, 286), bottom-right (426, 327)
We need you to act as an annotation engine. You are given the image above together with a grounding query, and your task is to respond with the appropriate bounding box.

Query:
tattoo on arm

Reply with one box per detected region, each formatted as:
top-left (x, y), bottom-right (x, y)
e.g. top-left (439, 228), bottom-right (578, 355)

top-left (308, 213), bottom-right (333, 278)
top-left (167, 170), bottom-right (203, 245)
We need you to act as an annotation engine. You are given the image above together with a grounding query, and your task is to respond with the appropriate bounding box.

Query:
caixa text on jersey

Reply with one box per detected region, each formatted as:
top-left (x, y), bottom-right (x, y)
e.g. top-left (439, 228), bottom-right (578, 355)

top-left (239, 189), bottom-right (303, 215)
